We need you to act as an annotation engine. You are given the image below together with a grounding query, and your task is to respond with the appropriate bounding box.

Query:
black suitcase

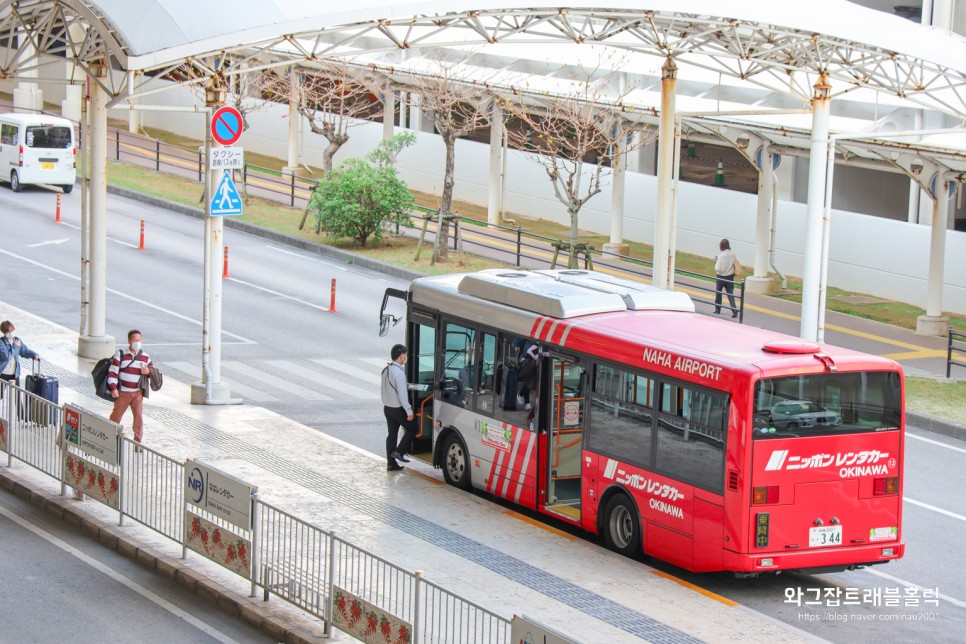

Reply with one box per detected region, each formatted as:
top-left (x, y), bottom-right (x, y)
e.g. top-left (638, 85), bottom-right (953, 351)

top-left (25, 358), bottom-right (59, 426)
top-left (501, 363), bottom-right (518, 410)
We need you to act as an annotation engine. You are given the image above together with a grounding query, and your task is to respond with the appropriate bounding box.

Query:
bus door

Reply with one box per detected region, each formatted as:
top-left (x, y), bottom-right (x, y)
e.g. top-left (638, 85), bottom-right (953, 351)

top-left (545, 355), bottom-right (586, 522)
top-left (408, 315), bottom-right (437, 452)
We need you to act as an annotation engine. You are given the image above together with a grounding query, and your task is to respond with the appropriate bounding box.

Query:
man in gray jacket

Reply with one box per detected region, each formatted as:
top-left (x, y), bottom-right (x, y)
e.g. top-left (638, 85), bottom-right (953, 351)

top-left (381, 344), bottom-right (417, 471)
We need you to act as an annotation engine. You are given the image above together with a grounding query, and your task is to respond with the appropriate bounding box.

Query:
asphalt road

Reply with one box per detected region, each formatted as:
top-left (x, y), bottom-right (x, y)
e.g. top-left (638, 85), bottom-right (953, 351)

top-left (2, 185), bottom-right (965, 643)
top-left (0, 487), bottom-right (273, 643)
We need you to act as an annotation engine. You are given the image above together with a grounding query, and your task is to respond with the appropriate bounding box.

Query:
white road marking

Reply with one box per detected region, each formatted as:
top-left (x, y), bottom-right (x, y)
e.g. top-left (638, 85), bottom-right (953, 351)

top-left (228, 276), bottom-right (331, 313)
top-left (0, 248), bottom-right (253, 344)
top-left (27, 239), bottom-right (69, 247)
top-left (264, 359), bottom-right (371, 399)
top-left (906, 432), bottom-right (966, 455)
top-left (905, 497), bottom-right (966, 523)
top-left (0, 503), bottom-right (241, 643)
top-left (312, 358), bottom-right (382, 385)
top-left (266, 245), bottom-right (348, 271)
top-left (165, 361), bottom-right (280, 403)
top-left (227, 361), bottom-right (332, 401)
top-left (865, 567), bottom-right (966, 609)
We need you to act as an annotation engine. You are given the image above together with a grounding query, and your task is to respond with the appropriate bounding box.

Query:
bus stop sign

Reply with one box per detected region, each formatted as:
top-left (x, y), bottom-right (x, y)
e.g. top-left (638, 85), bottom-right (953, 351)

top-left (211, 106), bottom-right (243, 146)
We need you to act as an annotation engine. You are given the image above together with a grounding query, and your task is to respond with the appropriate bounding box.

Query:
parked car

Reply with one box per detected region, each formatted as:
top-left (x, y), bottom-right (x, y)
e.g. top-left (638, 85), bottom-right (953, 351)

top-left (767, 400), bottom-right (843, 430)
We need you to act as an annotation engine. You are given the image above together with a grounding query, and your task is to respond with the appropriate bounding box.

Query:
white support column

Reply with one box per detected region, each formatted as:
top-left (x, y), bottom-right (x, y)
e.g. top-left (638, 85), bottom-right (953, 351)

top-left (62, 48), bottom-right (83, 123)
top-left (13, 37), bottom-right (42, 113)
top-left (603, 125), bottom-right (628, 255)
top-left (383, 89), bottom-right (395, 140)
top-left (127, 71), bottom-right (142, 134)
top-left (283, 67), bottom-right (303, 176)
top-left (487, 104), bottom-right (504, 226)
top-left (399, 91), bottom-right (408, 128)
top-left (746, 145), bottom-right (774, 294)
top-left (799, 75), bottom-right (832, 342)
top-left (410, 94), bottom-right (423, 132)
top-left (77, 77), bottom-right (115, 359)
top-left (653, 58), bottom-right (678, 289)
top-left (916, 178), bottom-right (951, 335)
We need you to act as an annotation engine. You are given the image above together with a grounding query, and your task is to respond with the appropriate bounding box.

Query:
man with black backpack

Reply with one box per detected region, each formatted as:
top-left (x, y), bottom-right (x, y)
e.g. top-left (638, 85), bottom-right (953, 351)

top-left (108, 330), bottom-right (153, 449)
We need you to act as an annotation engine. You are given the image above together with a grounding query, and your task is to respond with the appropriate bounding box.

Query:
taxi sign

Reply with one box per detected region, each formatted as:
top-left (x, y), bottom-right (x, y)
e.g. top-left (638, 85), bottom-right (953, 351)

top-left (211, 106), bottom-right (243, 146)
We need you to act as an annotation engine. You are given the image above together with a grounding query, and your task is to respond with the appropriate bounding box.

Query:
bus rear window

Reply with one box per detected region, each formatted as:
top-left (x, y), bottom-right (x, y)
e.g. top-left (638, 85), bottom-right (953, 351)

top-left (753, 371), bottom-right (901, 439)
top-left (26, 125), bottom-right (72, 148)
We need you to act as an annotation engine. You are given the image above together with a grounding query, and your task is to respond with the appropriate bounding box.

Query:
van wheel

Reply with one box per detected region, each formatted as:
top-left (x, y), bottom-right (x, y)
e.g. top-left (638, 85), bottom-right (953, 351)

top-left (10, 171), bottom-right (22, 192)
top-left (441, 434), bottom-right (471, 490)
top-left (603, 494), bottom-right (641, 557)
top-left (61, 184), bottom-right (73, 194)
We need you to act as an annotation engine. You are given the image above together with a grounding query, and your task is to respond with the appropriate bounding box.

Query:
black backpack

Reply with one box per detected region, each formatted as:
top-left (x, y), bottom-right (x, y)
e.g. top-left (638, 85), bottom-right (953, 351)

top-left (91, 355), bottom-right (114, 401)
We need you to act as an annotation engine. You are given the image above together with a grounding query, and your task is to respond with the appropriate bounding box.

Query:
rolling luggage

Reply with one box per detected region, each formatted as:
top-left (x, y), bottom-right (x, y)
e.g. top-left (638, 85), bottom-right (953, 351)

top-left (25, 358), bottom-right (59, 426)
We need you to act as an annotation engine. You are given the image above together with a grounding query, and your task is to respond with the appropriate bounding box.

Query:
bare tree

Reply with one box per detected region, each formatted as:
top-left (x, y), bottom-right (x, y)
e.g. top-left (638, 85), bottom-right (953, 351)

top-left (402, 59), bottom-right (498, 262)
top-left (506, 69), bottom-right (654, 258)
top-left (264, 62), bottom-right (385, 175)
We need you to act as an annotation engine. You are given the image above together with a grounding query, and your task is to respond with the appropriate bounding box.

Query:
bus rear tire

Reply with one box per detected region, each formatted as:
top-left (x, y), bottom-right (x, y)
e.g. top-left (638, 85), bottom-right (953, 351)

top-left (61, 184), bottom-right (73, 194)
top-left (10, 171), bottom-right (22, 192)
top-left (441, 434), bottom-right (471, 490)
top-left (603, 494), bottom-right (641, 557)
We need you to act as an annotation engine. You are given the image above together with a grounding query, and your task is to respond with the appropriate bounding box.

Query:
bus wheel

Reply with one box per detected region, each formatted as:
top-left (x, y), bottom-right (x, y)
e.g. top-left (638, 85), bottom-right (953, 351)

top-left (441, 434), bottom-right (471, 490)
top-left (603, 495), bottom-right (640, 557)
top-left (10, 171), bottom-right (22, 192)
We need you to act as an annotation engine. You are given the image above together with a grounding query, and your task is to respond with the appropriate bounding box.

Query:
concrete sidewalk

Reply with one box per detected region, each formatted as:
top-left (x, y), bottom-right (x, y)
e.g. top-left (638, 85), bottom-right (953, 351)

top-left (0, 299), bottom-right (822, 643)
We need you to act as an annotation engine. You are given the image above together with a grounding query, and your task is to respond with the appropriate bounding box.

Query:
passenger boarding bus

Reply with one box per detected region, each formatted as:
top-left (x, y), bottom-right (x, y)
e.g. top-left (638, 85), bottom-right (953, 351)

top-left (380, 269), bottom-right (905, 575)
top-left (0, 113), bottom-right (76, 193)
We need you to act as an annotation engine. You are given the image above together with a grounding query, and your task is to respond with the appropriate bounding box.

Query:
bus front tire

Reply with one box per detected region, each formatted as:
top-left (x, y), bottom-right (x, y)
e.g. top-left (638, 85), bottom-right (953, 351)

top-left (10, 171), bottom-right (21, 192)
top-left (603, 495), bottom-right (641, 557)
top-left (441, 434), bottom-right (471, 490)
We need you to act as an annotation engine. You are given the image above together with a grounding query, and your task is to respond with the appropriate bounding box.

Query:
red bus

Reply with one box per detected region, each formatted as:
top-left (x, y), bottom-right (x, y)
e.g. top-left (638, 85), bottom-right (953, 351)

top-left (380, 269), bottom-right (904, 575)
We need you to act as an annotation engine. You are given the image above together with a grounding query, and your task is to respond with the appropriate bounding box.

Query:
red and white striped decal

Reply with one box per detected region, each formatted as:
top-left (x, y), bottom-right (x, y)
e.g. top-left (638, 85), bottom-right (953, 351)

top-left (529, 316), bottom-right (574, 347)
top-left (486, 425), bottom-right (537, 504)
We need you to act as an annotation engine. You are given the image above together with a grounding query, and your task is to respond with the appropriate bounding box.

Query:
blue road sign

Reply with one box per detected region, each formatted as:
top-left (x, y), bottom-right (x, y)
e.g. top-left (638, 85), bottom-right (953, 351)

top-left (211, 171), bottom-right (243, 216)
top-left (211, 106), bottom-right (243, 146)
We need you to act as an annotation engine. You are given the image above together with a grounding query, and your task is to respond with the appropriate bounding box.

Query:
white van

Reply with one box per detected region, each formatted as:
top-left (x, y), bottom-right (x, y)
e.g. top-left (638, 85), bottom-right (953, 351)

top-left (0, 113), bottom-right (76, 193)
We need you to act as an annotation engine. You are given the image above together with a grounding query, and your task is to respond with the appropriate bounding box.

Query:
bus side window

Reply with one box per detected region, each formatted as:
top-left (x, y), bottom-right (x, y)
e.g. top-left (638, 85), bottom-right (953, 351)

top-left (442, 322), bottom-right (475, 407)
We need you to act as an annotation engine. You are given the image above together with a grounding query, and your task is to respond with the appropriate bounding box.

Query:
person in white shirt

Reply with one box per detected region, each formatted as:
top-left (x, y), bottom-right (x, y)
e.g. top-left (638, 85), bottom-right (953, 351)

top-left (380, 344), bottom-right (417, 471)
top-left (714, 239), bottom-right (739, 318)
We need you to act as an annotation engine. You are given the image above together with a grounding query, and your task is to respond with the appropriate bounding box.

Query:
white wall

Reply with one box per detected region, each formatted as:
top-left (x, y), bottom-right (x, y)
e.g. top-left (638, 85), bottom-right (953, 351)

top-left (8, 70), bottom-right (962, 315)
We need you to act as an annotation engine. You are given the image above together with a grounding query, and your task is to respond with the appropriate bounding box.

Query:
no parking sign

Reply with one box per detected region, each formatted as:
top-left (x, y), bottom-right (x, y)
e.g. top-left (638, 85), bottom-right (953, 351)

top-left (211, 106), bottom-right (243, 146)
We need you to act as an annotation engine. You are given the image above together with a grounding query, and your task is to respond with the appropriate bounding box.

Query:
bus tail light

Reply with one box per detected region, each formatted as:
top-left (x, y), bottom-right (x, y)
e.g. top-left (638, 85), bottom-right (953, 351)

top-left (873, 476), bottom-right (898, 496)
top-left (18, 144), bottom-right (23, 166)
top-left (753, 485), bottom-right (779, 504)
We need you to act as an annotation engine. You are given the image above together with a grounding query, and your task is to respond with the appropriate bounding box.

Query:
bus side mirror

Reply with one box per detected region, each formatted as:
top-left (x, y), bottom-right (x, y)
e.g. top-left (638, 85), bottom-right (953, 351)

top-left (379, 313), bottom-right (400, 337)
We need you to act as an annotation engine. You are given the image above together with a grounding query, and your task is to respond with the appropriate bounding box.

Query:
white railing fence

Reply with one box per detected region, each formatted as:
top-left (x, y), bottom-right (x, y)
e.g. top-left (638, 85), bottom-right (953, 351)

top-left (0, 379), bottom-right (517, 643)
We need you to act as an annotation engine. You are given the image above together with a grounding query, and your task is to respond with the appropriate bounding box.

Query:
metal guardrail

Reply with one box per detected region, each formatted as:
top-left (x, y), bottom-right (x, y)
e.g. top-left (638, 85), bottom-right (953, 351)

top-left (0, 378), bottom-right (514, 643)
top-left (948, 328), bottom-right (966, 378)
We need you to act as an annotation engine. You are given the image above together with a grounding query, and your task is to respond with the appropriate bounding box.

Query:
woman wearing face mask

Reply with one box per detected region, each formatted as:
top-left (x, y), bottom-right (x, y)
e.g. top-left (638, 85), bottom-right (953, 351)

top-left (0, 320), bottom-right (39, 398)
top-left (107, 329), bottom-right (153, 448)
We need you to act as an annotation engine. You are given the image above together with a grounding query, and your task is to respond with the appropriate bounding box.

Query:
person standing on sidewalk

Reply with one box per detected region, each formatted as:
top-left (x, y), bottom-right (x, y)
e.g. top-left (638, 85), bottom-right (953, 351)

top-left (381, 343), bottom-right (416, 472)
top-left (108, 330), bottom-right (152, 448)
top-left (0, 320), bottom-right (39, 397)
top-left (713, 239), bottom-right (740, 318)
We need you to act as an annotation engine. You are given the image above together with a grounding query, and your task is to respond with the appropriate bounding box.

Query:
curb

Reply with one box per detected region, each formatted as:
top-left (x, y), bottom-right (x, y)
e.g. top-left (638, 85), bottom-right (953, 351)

top-left (0, 467), bottom-right (329, 644)
top-left (108, 183), bottom-right (966, 445)
top-left (906, 411), bottom-right (966, 442)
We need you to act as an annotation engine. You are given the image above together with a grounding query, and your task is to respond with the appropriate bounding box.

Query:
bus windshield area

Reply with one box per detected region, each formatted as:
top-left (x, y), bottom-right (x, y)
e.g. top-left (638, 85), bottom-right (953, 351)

top-left (753, 371), bottom-right (902, 439)
top-left (26, 125), bottom-right (72, 148)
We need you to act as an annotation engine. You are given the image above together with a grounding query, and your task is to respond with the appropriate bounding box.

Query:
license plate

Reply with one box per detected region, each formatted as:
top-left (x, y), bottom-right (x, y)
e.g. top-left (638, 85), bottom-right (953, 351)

top-left (41, 162), bottom-right (55, 170)
top-left (809, 525), bottom-right (843, 547)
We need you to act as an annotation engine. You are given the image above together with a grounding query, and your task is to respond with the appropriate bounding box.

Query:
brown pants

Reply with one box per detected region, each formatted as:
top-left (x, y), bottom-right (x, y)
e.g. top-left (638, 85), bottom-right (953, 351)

top-left (110, 390), bottom-right (144, 442)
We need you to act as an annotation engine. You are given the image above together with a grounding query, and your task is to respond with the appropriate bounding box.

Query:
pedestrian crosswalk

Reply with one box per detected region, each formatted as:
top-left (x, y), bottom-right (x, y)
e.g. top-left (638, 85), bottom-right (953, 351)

top-left (163, 357), bottom-right (384, 403)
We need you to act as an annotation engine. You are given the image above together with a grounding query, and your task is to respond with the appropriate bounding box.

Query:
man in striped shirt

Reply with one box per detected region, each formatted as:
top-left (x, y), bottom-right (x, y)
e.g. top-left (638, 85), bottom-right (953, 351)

top-left (108, 329), bottom-right (153, 446)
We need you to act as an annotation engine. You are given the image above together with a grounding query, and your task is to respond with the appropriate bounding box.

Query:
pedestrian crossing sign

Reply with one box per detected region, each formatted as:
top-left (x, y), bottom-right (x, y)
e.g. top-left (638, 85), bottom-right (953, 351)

top-left (210, 170), bottom-right (243, 216)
